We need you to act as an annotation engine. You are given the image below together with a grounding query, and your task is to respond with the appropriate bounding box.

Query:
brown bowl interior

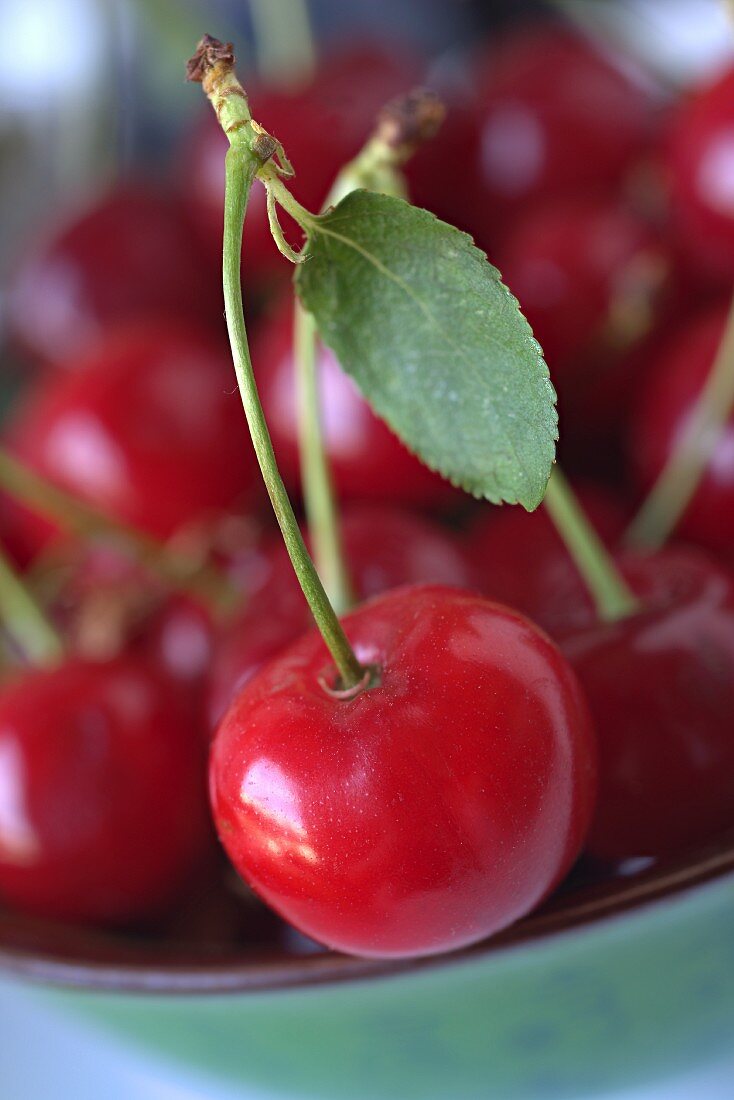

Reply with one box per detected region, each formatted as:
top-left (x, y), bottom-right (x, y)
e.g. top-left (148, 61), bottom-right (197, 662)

top-left (2, 832), bottom-right (734, 995)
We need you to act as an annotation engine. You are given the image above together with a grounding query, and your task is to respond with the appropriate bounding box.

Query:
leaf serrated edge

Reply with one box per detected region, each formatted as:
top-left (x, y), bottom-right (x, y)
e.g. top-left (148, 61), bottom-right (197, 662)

top-left (296, 191), bottom-right (558, 511)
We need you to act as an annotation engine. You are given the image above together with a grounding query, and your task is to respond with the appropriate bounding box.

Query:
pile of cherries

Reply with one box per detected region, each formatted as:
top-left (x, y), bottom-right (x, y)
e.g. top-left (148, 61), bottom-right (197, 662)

top-left (0, 16), bottom-right (734, 961)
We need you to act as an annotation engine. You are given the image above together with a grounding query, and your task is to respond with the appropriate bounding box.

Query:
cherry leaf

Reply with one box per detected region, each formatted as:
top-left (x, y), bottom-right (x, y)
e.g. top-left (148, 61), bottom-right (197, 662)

top-left (295, 190), bottom-right (556, 509)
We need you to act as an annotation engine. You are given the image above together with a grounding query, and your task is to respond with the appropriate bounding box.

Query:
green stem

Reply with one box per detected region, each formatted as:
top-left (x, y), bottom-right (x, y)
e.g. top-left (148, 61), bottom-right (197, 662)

top-left (626, 291), bottom-right (734, 550)
top-left (294, 300), bottom-right (355, 614)
top-left (0, 546), bottom-right (63, 667)
top-left (0, 450), bottom-right (238, 619)
top-left (287, 91), bottom-right (443, 614)
top-left (223, 144), bottom-right (364, 689)
top-left (288, 147), bottom-right (399, 616)
top-left (249, 0), bottom-right (316, 88)
top-left (544, 467), bottom-right (638, 622)
top-left (263, 174), bottom-right (318, 229)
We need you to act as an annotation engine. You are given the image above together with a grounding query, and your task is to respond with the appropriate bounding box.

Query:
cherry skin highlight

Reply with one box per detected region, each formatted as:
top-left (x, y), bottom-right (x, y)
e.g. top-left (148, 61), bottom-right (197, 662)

top-left (3, 322), bottom-right (260, 558)
top-left (629, 303), bottom-right (734, 556)
top-left (210, 585), bottom-right (597, 958)
top-left (469, 486), bottom-right (627, 636)
top-left (0, 656), bottom-right (211, 924)
top-left (561, 547), bottom-right (734, 862)
top-left (254, 297), bottom-right (455, 506)
top-left (6, 184), bottom-right (220, 369)
top-left (208, 504), bottom-right (476, 726)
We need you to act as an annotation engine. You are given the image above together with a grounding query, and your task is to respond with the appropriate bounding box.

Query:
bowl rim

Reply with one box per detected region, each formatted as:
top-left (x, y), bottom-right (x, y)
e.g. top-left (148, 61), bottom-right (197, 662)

top-left (1, 840), bottom-right (733, 996)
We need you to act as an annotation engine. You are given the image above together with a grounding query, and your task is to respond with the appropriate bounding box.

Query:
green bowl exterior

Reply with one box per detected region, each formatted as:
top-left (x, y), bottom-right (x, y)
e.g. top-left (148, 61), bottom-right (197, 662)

top-left (15, 875), bottom-right (734, 1100)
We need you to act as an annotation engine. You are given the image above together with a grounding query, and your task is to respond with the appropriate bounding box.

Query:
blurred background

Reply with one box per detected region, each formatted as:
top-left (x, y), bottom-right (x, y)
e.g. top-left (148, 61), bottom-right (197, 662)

top-left (0, 0), bottom-right (732, 295)
top-left (2, 1), bottom-right (734, 1097)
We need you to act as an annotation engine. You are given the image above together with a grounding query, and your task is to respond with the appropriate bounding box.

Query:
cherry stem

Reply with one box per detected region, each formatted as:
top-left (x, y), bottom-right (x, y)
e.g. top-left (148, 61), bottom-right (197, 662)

top-left (292, 90), bottom-right (445, 614)
top-left (0, 545), bottom-right (63, 667)
top-left (248, 0), bottom-right (316, 88)
top-left (188, 36), bottom-right (364, 687)
top-left (626, 291), bottom-right (734, 550)
top-left (222, 147), bottom-right (364, 689)
top-left (0, 449), bottom-right (238, 619)
top-left (543, 467), bottom-right (638, 622)
top-left (294, 300), bottom-right (355, 614)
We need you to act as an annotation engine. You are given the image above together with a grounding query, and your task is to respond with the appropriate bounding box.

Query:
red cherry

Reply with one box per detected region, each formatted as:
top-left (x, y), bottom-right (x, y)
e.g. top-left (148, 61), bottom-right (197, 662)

top-left (664, 64), bottom-right (734, 284)
top-left (210, 584), bottom-right (597, 958)
top-left (254, 296), bottom-right (455, 506)
top-left (629, 303), bottom-right (733, 556)
top-left (469, 486), bottom-right (627, 636)
top-left (208, 504), bottom-right (476, 726)
top-left (6, 184), bottom-right (220, 369)
top-left (3, 323), bottom-right (259, 558)
top-left (496, 196), bottom-right (671, 399)
top-left (136, 595), bottom-right (216, 707)
top-left (472, 25), bottom-right (654, 245)
top-left (0, 656), bottom-right (211, 924)
top-left (561, 547), bottom-right (734, 861)
top-left (181, 43), bottom-right (421, 286)
top-left (404, 98), bottom-right (484, 237)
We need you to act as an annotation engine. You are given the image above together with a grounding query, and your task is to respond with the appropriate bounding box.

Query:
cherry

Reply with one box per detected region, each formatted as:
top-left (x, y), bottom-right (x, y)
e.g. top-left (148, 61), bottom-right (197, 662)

top-left (254, 296), bottom-right (455, 506)
top-left (629, 303), bottom-right (733, 556)
top-left (471, 24), bottom-right (655, 245)
top-left (133, 595), bottom-right (216, 710)
top-left (404, 98), bottom-right (483, 239)
top-left (210, 584), bottom-right (597, 958)
top-left (6, 184), bottom-right (221, 369)
top-left (208, 504), bottom-right (476, 726)
top-left (469, 485), bottom-right (627, 636)
top-left (496, 196), bottom-right (670, 402)
top-left (663, 64), bottom-right (734, 284)
top-left (181, 43), bottom-right (422, 289)
top-left (0, 656), bottom-right (211, 924)
top-left (3, 322), bottom-right (260, 559)
top-left (561, 547), bottom-right (734, 862)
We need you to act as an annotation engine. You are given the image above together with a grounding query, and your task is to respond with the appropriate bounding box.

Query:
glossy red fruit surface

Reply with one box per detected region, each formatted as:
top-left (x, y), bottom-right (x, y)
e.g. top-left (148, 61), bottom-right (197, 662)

top-left (0, 657), bottom-right (210, 924)
top-left (3, 323), bottom-right (259, 558)
top-left (6, 184), bottom-right (220, 368)
top-left (469, 486), bottom-right (627, 636)
top-left (561, 547), bottom-right (734, 861)
top-left (254, 297), bottom-right (454, 505)
top-left (211, 585), bottom-right (597, 958)
top-left (181, 43), bottom-right (421, 285)
top-left (497, 197), bottom-right (670, 393)
top-left (208, 505), bottom-right (476, 726)
top-left (629, 303), bottom-right (732, 555)
top-left (473, 25), bottom-right (654, 236)
top-left (664, 64), bottom-right (734, 283)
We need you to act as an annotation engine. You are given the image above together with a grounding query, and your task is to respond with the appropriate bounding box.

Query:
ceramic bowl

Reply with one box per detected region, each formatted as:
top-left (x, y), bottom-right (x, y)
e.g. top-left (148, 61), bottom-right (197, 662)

top-left (2, 836), bottom-right (734, 1099)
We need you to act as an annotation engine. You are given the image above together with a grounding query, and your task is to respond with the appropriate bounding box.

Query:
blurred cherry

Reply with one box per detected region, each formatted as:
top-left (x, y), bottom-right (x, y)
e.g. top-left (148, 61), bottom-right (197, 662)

top-left (469, 485), bottom-right (627, 636)
top-left (664, 64), bottom-right (734, 284)
top-left (497, 196), bottom-right (671, 401)
top-left (630, 303), bottom-right (734, 557)
top-left (6, 184), bottom-right (221, 369)
top-left (254, 295), bottom-right (455, 506)
top-left (0, 656), bottom-right (211, 924)
top-left (3, 323), bottom-right (260, 559)
top-left (471, 24), bottom-right (655, 248)
top-left (562, 547), bottom-right (734, 860)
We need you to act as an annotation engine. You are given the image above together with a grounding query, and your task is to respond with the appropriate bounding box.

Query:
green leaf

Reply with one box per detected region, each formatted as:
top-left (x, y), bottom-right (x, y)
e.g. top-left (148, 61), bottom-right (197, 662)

top-left (294, 190), bottom-right (557, 510)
